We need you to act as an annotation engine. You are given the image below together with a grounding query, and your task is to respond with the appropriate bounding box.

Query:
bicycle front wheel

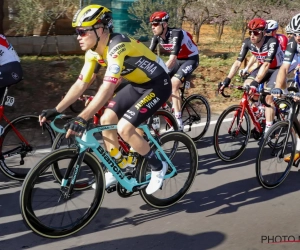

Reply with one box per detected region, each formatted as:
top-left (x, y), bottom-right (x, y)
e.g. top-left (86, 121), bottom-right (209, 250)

top-left (138, 131), bottom-right (198, 208)
top-left (51, 132), bottom-right (103, 190)
top-left (0, 115), bottom-right (54, 181)
top-left (20, 148), bottom-right (105, 238)
top-left (181, 94), bottom-right (211, 141)
top-left (256, 121), bottom-right (295, 189)
top-left (213, 105), bottom-right (251, 162)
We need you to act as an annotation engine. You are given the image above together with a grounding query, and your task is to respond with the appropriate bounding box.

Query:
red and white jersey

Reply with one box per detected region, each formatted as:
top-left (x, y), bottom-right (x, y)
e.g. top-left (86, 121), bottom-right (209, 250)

top-left (0, 34), bottom-right (20, 65)
top-left (149, 28), bottom-right (198, 59)
top-left (276, 34), bottom-right (288, 52)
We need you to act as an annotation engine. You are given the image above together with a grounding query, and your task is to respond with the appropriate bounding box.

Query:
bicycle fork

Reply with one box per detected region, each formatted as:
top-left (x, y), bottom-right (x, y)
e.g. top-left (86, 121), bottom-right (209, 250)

top-left (59, 149), bottom-right (87, 200)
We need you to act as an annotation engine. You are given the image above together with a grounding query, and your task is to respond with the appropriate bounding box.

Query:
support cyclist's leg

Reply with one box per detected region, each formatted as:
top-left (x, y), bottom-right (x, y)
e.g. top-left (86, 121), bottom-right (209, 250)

top-left (117, 76), bottom-right (172, 194)
top-left (172, 56), bottom-right (199, 130)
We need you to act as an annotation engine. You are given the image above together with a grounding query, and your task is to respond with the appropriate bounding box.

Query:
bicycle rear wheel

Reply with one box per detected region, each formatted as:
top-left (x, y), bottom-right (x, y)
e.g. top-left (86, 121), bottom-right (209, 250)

top-left (181, 94), bottom-right (211, 141)
top-left (138, 131), bottom-right (198, 208)
top-left (213, 105), bottom-right (251, 162)
top-left (20, 148), bottom-right (105, 238)
top-left (0, 115), bottom-right (54, 181)
top-left (256, 121), bottom-right (295, 189)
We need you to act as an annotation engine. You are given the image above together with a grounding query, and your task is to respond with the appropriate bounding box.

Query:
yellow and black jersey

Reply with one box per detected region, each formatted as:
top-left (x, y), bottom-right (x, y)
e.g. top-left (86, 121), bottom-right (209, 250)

top-left (79, 33), bottom-right (168, 84)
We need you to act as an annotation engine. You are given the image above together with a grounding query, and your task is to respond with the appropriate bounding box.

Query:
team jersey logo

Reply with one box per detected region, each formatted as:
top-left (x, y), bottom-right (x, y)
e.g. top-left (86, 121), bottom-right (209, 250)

top-left (109, 64), bottom-right (120, 74)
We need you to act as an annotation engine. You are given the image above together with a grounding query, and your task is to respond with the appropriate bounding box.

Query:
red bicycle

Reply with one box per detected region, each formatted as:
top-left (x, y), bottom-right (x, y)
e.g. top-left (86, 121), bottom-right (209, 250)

top-left (213, 84), bottom-right (290, 162)
top-left (0, 86), bottom-right (55, 181)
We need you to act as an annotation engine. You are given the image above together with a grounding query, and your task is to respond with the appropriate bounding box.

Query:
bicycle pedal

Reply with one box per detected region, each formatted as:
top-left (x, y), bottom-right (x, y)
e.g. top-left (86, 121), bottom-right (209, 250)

top-left (106, 185), bottom-right (117, 193)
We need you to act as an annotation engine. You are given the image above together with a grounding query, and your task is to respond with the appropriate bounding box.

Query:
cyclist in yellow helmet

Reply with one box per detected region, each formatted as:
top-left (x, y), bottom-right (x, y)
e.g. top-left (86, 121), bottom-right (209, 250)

top-left (39, 5), bottom-right (171, 195)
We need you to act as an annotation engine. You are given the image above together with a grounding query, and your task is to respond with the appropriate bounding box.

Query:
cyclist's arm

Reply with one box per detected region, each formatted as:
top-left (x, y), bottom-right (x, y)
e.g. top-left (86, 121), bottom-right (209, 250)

top-left (254, 61), bottom-right (271, 83)
top-left (254, 38), bottom-right (279, 83)
top-left (55, 77), bottom-right (92, 113)
top-left (165, 29), bottom-right (183, 70)
top-left (149, 36), bottom-right (159, 52)
top-left (226, 39), bottom-right (249, 79)
top-left (55, 57), bottom-right (97, 113)
top-left (244, 55), bottom-right (257, 71)
top-left (226, 60), bottom-right (242, 79)
top-left (275, 63), bottom-right (290, 89)
top-left (275, 39), bottom-right (297, 89)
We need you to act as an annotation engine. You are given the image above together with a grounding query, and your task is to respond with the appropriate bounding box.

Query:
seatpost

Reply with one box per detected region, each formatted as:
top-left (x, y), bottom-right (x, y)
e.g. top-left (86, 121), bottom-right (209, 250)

top-left (0, 87), bottom-right (9, 106)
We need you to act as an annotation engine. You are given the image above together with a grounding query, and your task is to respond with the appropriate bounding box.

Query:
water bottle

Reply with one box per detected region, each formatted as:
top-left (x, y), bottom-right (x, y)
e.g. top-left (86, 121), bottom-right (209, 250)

top-left (110, 147), bottom-right (128, 169)
top-left (127, 147), bottom-right (138, 168)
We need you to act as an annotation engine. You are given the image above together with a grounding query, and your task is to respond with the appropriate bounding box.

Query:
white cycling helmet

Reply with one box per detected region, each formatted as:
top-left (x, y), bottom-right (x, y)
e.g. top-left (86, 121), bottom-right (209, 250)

top-left (285, 24), bottom-right (293, 34)
top-left (266, 20), bottom-right (278, 32)
top-left (289, 13), bottom-right (300, 33)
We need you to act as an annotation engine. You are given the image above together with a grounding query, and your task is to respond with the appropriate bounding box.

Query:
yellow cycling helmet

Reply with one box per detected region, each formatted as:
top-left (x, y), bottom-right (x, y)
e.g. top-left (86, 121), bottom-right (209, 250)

top-left (72, 4), bottom-right (113, 28)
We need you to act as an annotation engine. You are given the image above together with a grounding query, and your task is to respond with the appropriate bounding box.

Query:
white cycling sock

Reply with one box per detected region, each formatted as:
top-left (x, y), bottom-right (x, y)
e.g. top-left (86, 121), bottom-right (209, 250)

top-left (296, 137), bottom-right (300, 151)
top-left (175, 112), bottom-right (183, 127)
top-left (264, 121), bottom-right (273, 133)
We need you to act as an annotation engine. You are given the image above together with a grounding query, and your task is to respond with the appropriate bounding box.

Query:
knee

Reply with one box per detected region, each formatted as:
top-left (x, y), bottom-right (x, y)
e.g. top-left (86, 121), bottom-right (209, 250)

top-left (117, 120), bottom-right (135, 141)
top-left (171, 78), bottom-right (181, 92)
top-left (100, 109), bottom-right (118, 125)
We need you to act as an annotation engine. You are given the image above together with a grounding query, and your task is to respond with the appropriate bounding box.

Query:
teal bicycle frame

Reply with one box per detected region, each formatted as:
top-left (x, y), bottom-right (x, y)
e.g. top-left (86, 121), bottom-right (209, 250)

top-left (51, 115), bottom-right (177, 192)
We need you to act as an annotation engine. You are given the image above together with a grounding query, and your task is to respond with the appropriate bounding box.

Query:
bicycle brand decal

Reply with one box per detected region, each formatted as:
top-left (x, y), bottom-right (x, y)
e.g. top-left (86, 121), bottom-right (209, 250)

top-left (97, 146), bottom-right (125, 179)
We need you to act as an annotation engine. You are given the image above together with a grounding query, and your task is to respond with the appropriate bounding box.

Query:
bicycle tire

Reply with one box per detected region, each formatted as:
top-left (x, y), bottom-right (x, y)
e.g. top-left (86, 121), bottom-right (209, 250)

top-left (147, 109), bottom-right (179, 134)
top-left (51, 132), bottom-right (103, 190)
top-left (181, 94), bottom-right (211, 141)
top-left (0, 115), bottom-right (54, 181)
top-left (138, 131), bottom-right (198, 208)
top-left (256, 121), bottom-right (295, 189)
top-left (20, 148), bottom-right (105, 238)
top-left (213, 105), bottom-right (251, 162)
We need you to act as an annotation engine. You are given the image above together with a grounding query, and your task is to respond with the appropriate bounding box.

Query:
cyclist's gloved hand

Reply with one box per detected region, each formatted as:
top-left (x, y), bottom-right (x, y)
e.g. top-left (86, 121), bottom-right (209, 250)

top-left (39, 108), bottom-right (60, 123)
top-left (271, 88), bottom-right (283, 96)
top-left (222, 77), bottom-right (231, 87)
top-left (65, 117), bottom-right (88, 138)
top-left (239, 68), bottom-right (249, 77)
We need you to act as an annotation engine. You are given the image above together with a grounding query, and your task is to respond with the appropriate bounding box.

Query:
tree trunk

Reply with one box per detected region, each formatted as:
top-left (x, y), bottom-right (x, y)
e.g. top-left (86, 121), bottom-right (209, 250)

top-left (195, 23), bottom-right (201, 44)
top-left (0, 0), bottom-right (4, 34)
top-left (217, 21), bottom-right (225, 41)
top-left (37, 21), bottom-right (54, 57)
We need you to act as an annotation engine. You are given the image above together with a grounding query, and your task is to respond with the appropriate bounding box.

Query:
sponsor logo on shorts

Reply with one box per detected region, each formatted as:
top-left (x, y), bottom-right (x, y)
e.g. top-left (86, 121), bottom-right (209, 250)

top-left (139, 108), bottom-right (148, 113)
top-left (11, 72), bottom-right (19, 80)
top-left (108, 101), bottom-right (116, 108)
top-left (135, 92), bottom-right (156, 110)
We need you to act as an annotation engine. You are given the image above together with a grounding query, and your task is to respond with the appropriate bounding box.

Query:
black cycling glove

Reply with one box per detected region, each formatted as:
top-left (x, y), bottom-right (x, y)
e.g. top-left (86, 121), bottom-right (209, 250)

top-left (222, 77), bottom-right (231, 87)
top-left (40, 108), bottom-right (60, 120)
top-left (67, 117), bottom-right (88, 134)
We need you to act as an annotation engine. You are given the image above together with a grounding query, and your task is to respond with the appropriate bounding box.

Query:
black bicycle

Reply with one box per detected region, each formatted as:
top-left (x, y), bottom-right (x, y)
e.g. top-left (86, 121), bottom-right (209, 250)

top-left (256, 92), bottom-right (300, 189)
top-left (163, 80), bottom-right (211, 141)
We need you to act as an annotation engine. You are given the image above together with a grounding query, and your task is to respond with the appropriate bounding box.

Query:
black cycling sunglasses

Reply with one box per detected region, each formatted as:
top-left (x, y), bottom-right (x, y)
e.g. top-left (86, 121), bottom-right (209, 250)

top-left (75, 28), bottom-right (95, 37)
top-left (248, 30), bottom-right (263, 36)
top-left (150, 21), bottom-right (163, 27)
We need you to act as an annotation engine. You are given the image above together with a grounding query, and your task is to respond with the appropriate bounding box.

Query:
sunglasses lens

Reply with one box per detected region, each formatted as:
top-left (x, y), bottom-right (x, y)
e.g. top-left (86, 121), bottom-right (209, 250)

top-left (76, 29), bottom-right (87, 36)
top-left (249, 30), bottom-right (260, 36)
top-left (294, 33), bottom-right (300, 37)
top-left (151, 22), bottom-right (160, 27)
